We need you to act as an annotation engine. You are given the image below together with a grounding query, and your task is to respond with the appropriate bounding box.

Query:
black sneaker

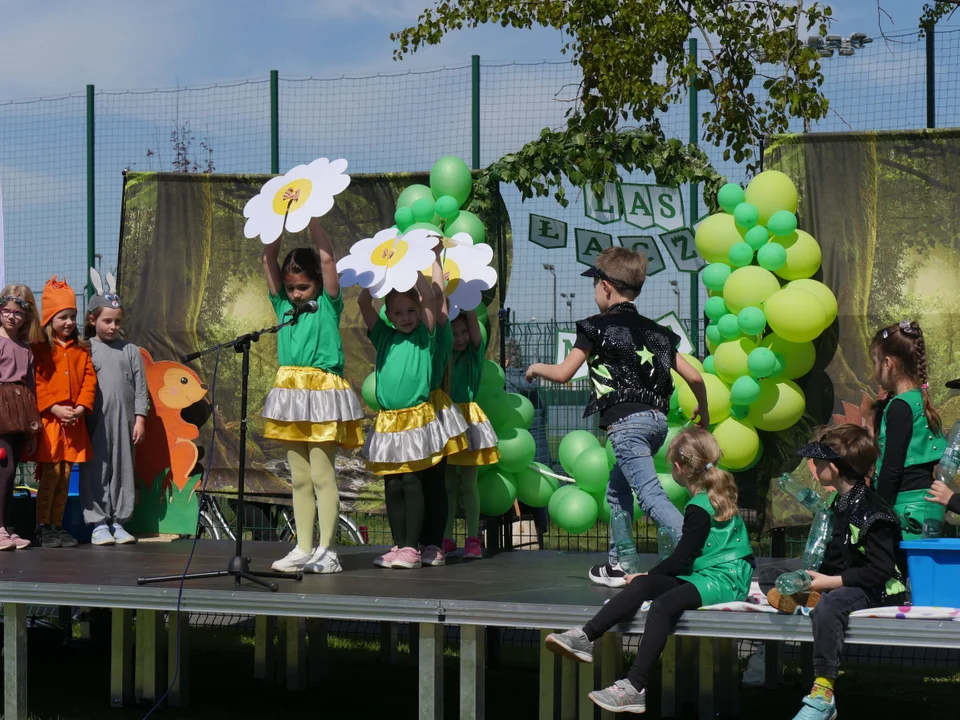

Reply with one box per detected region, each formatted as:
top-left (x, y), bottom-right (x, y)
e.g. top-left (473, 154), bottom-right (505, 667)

top-left (55, 526), bottom-right (79, 548)
top-left (38, 524), bottom-right (61, 548)
top-left (588, 562), bottom-right (627, 588)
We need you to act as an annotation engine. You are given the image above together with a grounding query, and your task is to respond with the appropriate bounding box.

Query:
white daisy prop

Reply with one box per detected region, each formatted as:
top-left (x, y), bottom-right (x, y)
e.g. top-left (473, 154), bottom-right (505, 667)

top-left (422, 234), bottom-right (498, 319)
top-left (337, 227), bottom-right (440, 299)
top-left (243, 157), bottom-right (351, 244)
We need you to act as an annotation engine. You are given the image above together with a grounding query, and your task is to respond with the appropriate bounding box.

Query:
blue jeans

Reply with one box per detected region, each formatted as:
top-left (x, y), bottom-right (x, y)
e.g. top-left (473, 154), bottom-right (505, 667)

top-left (606, 410), bottom-right (684, 565)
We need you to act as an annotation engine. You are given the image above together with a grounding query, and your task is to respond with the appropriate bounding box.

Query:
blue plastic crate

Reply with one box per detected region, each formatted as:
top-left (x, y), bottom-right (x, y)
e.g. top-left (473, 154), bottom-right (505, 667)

top-left (63, 464), bottom-right (92, 544)
top-left (901, 538), bottom-right (960, 607)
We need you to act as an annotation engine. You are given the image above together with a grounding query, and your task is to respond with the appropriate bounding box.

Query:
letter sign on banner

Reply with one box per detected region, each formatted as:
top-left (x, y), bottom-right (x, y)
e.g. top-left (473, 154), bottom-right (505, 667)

top-left (556, 330), bottom-right (589, 380)
top-left (528, 213), bottom-right (568, 249)
top-left (622, 183), bottom-right (655, 230)
top-left (575, 228), bottom-right (614, 267)
top-left (584, 183), bottom-right (622, 224)
top-left (653, 187), bottom-right (685, 231)
top-left (656, 312), bottom-right (694, 355)
top-left (660, 227), bottom-right (704, 273)
top-left (618, 235), bottom-right (665, 277)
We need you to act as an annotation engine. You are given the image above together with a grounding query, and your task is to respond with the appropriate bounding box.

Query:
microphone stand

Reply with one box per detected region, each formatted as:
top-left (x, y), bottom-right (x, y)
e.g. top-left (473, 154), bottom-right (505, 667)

top-left (138, 310), bottom-right (309, 591)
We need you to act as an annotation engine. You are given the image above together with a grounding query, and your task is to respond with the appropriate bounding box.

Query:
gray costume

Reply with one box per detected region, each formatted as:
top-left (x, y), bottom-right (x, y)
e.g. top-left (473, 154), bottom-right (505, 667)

top-left (80, 338), bottom-right (149, 525)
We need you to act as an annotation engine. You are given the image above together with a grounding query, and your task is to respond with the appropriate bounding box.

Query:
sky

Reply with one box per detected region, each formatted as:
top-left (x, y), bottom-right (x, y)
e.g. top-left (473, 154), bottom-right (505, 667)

top-left (0, 0), bottom-right (954, 328)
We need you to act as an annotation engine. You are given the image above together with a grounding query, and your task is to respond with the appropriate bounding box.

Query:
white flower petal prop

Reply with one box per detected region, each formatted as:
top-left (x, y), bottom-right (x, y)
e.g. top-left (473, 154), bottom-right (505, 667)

top-left (336, 227), bottom-right (439, 299)
top-left (426, 242), bottom-right (498, 319)
top-left (243, 157), bottom-right (351, 244)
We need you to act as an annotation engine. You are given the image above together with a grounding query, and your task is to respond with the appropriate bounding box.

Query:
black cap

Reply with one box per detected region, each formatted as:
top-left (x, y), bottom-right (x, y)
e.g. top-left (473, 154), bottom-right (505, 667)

top-left (580, 266), bottom-right (643, 293)
top-left (796, 442), bottom-right (841, 461)
top-left (947, 378), bottom-right (960, 390)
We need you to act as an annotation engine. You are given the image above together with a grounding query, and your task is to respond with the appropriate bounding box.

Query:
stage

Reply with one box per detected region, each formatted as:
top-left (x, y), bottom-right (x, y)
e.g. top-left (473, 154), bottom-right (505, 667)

top-left (2, 542), bottom-right (959, 720)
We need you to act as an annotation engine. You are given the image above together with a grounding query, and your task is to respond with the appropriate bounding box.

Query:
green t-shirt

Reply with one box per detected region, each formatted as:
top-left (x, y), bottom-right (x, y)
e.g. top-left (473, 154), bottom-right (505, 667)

top-left (270, 290), bottom-right (345, 375)
top-left (370, 319), bottom-right (433, 411)
top-left (451, 335), bottom-right (486, 404)
top-left (430, 323), bottom-right (454, 392)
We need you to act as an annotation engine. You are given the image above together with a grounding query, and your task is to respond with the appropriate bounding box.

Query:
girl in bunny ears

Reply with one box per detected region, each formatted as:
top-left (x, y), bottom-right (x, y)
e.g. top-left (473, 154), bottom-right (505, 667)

top-left (79, 268), bottom-right (149, 546)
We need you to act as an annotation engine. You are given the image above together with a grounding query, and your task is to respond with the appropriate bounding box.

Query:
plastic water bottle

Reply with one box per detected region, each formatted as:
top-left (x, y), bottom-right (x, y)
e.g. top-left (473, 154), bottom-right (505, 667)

top-left (778, 473), bottom-right (827, 512)
top-left (801, 509), bottom-right (834, 571)
top-left (657, 526), bottom-right (678, 561)
top-left (610, 507), bottom-right (640, 573)
top-left (921, 518), bottom-right (943, 539)
top-left (935, 420), bottom-right (960, 485)
top-left (776, 569), bottom-right (812, 595)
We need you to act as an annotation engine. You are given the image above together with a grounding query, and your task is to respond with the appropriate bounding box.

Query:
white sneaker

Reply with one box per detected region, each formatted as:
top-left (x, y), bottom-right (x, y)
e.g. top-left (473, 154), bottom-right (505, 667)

top-left (271, 545), bottom-right (314, 573)
top-left (742, 645), bottom-right (766, 687)
top-left (303, 547), bottom-right (342, 574)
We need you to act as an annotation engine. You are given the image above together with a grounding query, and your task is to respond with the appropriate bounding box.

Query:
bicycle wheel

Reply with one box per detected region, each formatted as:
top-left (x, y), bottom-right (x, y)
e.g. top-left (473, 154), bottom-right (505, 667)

top-left (337, 515), bottom-right (365, 545)
top-left (197, 512), bottom-right (221, 540)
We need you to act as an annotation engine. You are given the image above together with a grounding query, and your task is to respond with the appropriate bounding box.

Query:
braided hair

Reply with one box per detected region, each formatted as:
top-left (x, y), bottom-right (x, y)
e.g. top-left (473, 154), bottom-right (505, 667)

top-left (870, 320), bottom-right (942, 434)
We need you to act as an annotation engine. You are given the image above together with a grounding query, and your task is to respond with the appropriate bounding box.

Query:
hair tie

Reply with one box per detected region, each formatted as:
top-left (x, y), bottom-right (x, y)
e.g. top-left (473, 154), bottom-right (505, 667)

top-left (922, 383), bottom-right (929, 390)
top-left (704, 462), bottom-right (714, 470)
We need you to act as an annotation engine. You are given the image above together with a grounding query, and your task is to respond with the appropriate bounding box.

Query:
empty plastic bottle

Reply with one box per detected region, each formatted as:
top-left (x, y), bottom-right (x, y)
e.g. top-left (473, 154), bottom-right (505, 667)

top-left (935, 420), bottom-right (960, 486)
top-left (610, 506), bottom-right (640, 574)
top-left (657, 526), bottom-right (678, 561)
top-left (801, 509), bottom-right (834, 571)
top-left (776, 569), bottom-right (812, 595)
top-left (921, 518), bottom-right (943, 539)
top-left (778, 473), bottom-right (828, 512)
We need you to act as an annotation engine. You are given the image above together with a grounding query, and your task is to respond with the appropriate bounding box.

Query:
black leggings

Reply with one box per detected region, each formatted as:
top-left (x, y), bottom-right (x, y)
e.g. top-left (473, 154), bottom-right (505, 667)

top-left (583, 575), bottom-right (702, 692)
top-left (420, 459), bottom-right (448, 549)
top-left (384, 472), bottom-right (425, 549)
top-left (0, 434), bottom-right (23, 530)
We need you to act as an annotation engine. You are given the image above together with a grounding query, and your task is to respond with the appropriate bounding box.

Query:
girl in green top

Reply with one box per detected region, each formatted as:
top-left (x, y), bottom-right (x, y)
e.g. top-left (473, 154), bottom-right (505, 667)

top-left (442, 309), bottom-right (501, 560)
top-left (544, 428), bottom-right (753, 715)
top-left (261, 219), bottom-right (365, 576)
top-left (870, 321), bottom-right (945, 539)
top-left (359, 254), bottom-right (465, 570)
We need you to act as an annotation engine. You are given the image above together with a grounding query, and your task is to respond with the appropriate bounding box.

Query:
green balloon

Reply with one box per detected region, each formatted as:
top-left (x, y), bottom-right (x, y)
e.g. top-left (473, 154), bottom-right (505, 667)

top-left (593, 490), bottom-right (612, 524)
top-left (558, 430), bottom-right (600, 476)
top-left (445, 210), bottom-right (486, 245)
top-left (361, 372), bottom-right (379, 410)
top-left (547, 483), bottom-right (579, 519)
top-left (729, 375), bottom-right (762, 405)
top-left (551, 488), bottom-right (599, 535)
top-left (573, 446), bottom-right (611, 494)
top-left (730, 404), bottom-right (750, 420)
top-left (475, 303), bottom-right (489, 325)
top-left (411, 197), bottom-right (437, 223)
top-left (757, 241), bottom-right (787, 271)
top-left (654, 424), bottom-right (684, 471)
top-left (744, 225), bottom-right (770, 251)
top-left (499, 393), bottom-right (535, 431)
top-left (378, 304), bottom-right (395, 328)
top-left (435, 194), bottom-right (460, 220)
top-left (771, 351), bottom-right (786, 378)
top-left (396, 183), bottom-right (434, 210)
top-left (480, 359), bottom-right (505, 389)
top-left (430, 155), bottom-right (473, 207)
top-left (658, 472), bottom-right (691, 511)
top-left (478, 469), bottom-right (517, 516)
top-left (669, 388), bottom-right (679, 416)
top-left (733, 202), bottom-right (760, 229)
top-left (703, 355), bottom-right (716, 375)
top-left (702, 263), bottom-right (732, 292)
top-left (717, 313), bottom-right (741, 340)
top-left (705, 322), bottom-right (722, 347)
top-left (404, 221), bottom-right (442, 235)
top-left (476, 386), bottom-right (509, 428)
top-left (737, 306), bottom-right (767, 336)
top-left (604, 437), bottom-right (616, 469)
top-left (394, 207), bottom-right (414, 232)
top-left (747, 347), bottom-right (777, 378)
top-left (761, 335), bottom-right (816, 380)
top-left (515, 463), bottom-right (559, 508)
top-left (497, 427), bottom-right (536, 473)
top-left (717, 183), bottom-right (746, 214)
top-left (728, 242), bottom-right (754, 268)
top-left (704, 296), bottom-right (728, 321)
top-left (767, 210), bottom-right (798, 237)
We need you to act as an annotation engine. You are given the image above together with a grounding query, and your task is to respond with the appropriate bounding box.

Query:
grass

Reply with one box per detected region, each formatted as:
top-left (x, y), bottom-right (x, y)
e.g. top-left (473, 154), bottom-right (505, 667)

top-left (14, 622), bottom-right (959, 719)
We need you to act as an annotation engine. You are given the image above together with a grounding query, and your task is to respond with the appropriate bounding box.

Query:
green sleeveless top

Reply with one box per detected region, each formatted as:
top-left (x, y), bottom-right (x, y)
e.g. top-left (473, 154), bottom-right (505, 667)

top-left (876, 388), bottom-right (945, 479)
top-left (677, 493), bottom-right (754, 607)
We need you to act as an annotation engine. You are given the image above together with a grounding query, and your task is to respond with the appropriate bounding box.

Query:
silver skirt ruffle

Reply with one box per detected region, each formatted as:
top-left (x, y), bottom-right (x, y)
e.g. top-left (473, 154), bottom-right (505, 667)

top-left (263, 387), bottom-right (364, 424)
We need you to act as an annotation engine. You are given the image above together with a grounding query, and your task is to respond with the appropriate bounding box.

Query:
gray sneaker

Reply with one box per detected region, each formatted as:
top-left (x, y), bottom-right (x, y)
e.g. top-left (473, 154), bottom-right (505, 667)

top-left (545, 627), bottom-right (594, 663)
top-left (91, 524), bottom-right (115, 546)
top-left (111, 523), bottom-right (137, 545)
top-left (588, 679), bottom-right (646, 714)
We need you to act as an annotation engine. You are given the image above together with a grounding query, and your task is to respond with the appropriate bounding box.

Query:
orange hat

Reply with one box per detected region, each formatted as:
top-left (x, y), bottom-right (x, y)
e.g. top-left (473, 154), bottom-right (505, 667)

top-left (41, 276), bottom-right (77, 327)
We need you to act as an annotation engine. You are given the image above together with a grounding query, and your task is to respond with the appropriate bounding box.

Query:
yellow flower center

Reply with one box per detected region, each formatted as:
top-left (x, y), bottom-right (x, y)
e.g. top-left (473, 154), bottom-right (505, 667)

top-left (272, 178), bottom-right (313, 214)
top-left (420, 258), bottom-right (461, 296)
top-left (371, 239), bottom-right (408, 267)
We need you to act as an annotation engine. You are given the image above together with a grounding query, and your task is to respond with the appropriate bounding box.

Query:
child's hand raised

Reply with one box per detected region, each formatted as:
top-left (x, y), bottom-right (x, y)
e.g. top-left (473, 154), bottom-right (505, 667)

top-left (926, 480), bottom-right (956, 507)
top-left (525, 364), bottom-right (541, 383)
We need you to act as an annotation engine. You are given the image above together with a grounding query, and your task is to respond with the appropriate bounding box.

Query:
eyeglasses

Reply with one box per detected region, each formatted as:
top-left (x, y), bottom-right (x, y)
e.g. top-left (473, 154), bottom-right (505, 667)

top-left (0, 309), bottom-right (26, 319)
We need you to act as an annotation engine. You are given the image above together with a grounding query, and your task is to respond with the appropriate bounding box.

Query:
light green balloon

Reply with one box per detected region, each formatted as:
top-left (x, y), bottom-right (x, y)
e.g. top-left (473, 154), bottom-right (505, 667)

top-left (747, 378), bottom-right (806, 431)
top-left (695, 213), bottom-right (742, 264)
top-left (764, 288), bottom-right (826, 343)
top-left (713, 416), bottom-right (760, 471)
top-left (429, 155), bottom-right (473, 207)
top-left (745, 170), bottom-right (798, 225)
top-left (771, 230), bottom-right (821, 281)
top-left (516, 463), bottom-right (559, 508)
top-left (713, 337), bottom-right (759, 385)
top-left (717, 184), bottom-right (746, 214)
top-left (573, 446), bottom-right (611, 494)
top-left (787, 279), bottom-right (837, 327)
top-left (478, 469), bottom-right (517, 516)
top-left (551, 488), bottom-right (599, 535)
top-left (760, 334), bottom-right (816, 380)
top-left (558, 430), bottom-right (600, 476)
top-left (496, 427), bottom-right (536, 473)
top-left (445, 210), bottom-right (486, 245)
top-left (722, 266), bottom-right (781, 315)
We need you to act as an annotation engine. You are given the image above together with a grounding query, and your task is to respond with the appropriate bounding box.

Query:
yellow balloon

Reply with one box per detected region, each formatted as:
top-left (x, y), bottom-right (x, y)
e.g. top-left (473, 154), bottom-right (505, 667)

top-left (760, 334), bottom-right (816, 380)
top-left (744, 170), bottom-right (798, 225)
top-left (765, 288), bottom-right (826, 343)
top-left (713, 337), bottom-right (758, 385)
top-left (747, 378), bottom-right (806, 431)
top-left (787, 279), bottom-right (837, 327)
top-left (722, 266), bottom-right (781, 315)
top-left (695, 213), bottom-right (742, 265)
top-left (712, 417), bottom-right (760, 470)
top-left (705, 334), bottom-right (718, 353)
top-left (771, 230), bottom-right (822, 281)
top-left (679, 372), bottom-right (731, 425)
top-left (679, 352), bottom-right (703, 373)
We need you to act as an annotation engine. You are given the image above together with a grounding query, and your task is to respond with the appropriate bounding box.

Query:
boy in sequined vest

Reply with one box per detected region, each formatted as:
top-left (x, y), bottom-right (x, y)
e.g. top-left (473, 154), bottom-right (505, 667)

top-left (526, 247), bottom-right (708, 587)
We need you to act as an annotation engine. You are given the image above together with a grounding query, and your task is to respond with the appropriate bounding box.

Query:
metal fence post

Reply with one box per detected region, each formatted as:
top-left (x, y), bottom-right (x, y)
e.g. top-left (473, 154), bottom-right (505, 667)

top-left (925, 25), bottom-right (935, 129)
top-left (472, 55), bottom-right (481, 170)
top-left (270, 70), bottom-right (280, 174)
top-left (86, 84), bottom-right (95, 298)
top-left (688, 39), bottom-right (700, 354)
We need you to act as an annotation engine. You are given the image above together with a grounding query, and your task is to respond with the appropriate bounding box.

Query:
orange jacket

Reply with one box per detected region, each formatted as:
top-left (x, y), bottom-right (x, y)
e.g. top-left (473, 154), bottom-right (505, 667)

top-left (26, 338), bottom-right (97, 463)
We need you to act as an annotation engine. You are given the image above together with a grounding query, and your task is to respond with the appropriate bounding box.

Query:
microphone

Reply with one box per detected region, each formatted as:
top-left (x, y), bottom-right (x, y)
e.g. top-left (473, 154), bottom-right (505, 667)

top-left (285, 300), bottom-right (319, 324)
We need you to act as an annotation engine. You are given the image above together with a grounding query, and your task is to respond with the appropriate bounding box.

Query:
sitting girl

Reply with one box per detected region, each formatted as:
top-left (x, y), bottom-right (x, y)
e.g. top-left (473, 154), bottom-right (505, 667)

top-left (544, 427), bottom-right (754, 714)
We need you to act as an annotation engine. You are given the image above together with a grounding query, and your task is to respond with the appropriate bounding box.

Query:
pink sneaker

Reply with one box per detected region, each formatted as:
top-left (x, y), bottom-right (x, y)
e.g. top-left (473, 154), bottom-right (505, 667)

top-left (391, 547), bottom-right (422, 569)
top-left (441, 537), bottom-right (457, 555)
top-left (374, 546), bottom-right (400, 568)
top-left (8, 532), bottom-right (31, 550)
top-left (421, 545), bottom-right (446, 567)
top-left (0, 528), bottom-right (15, 551)
top-left (463, 536), bottom-right (483, 559)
